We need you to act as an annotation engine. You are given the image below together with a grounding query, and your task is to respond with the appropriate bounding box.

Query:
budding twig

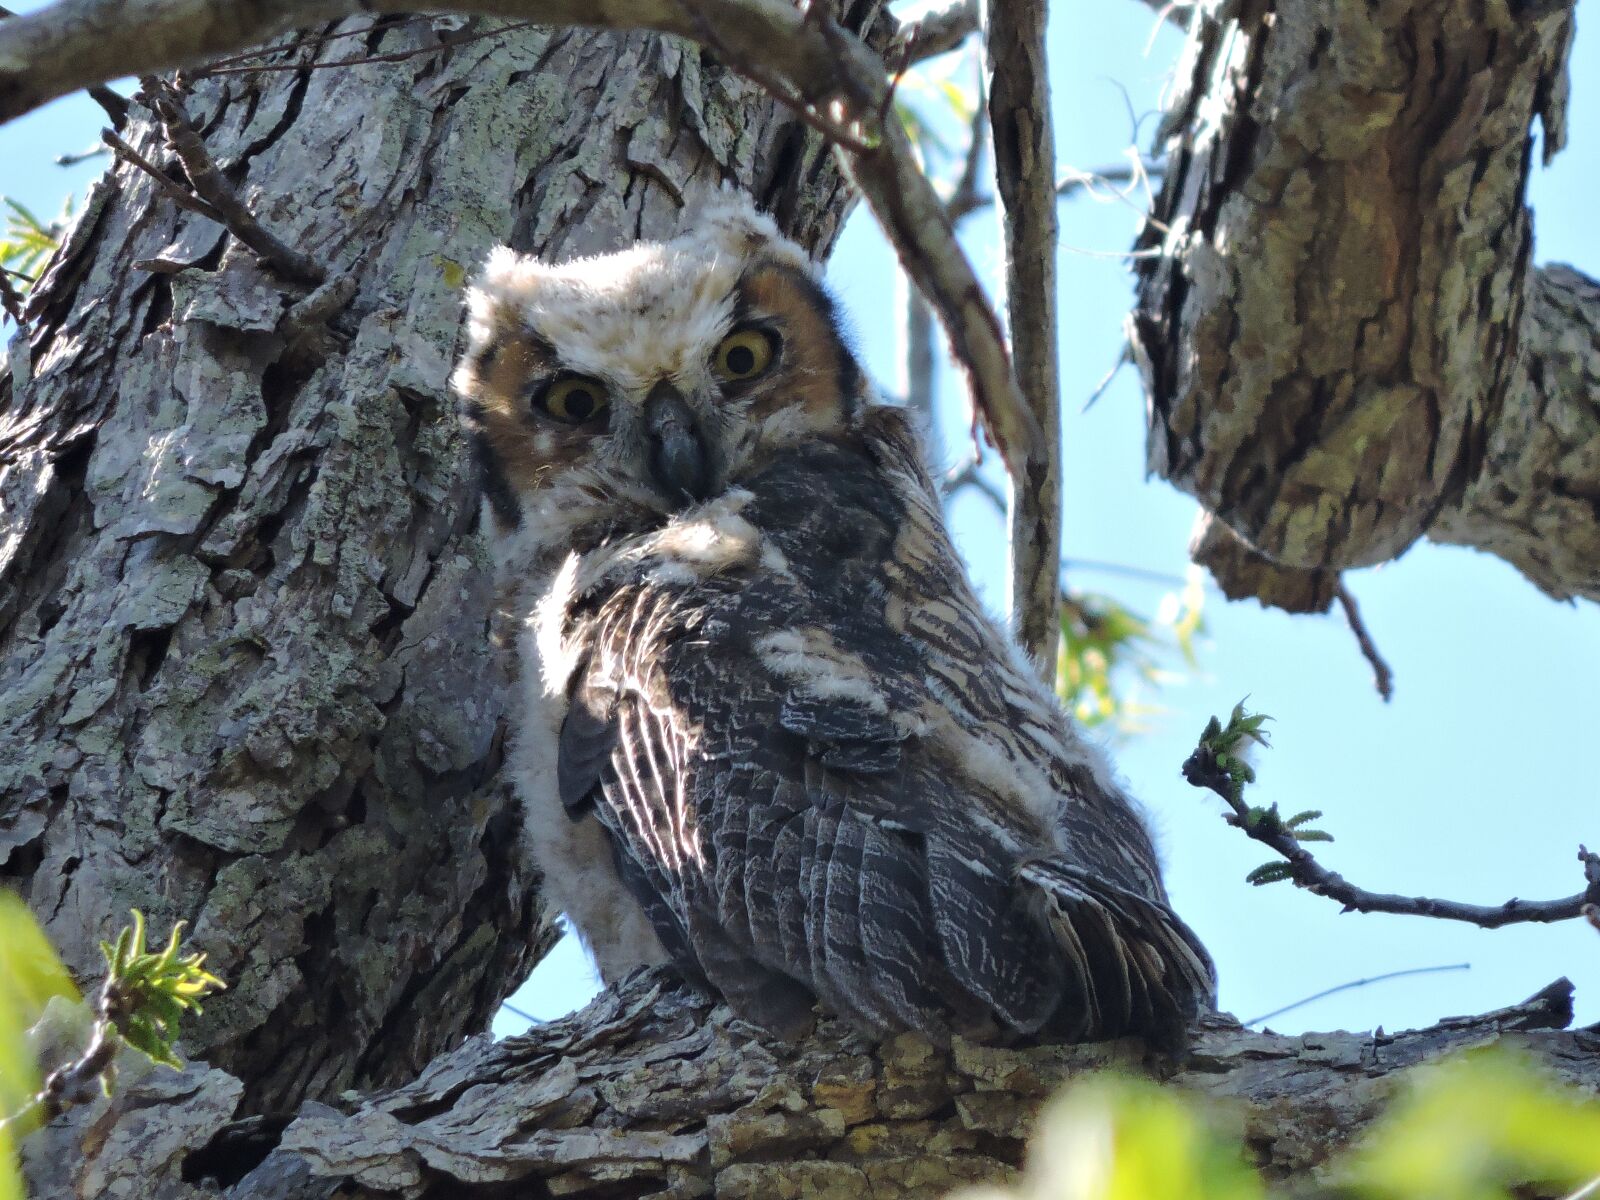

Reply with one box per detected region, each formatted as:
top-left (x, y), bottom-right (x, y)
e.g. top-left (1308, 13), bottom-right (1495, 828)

top-left (1186, 703), bottom-right (1600, 929)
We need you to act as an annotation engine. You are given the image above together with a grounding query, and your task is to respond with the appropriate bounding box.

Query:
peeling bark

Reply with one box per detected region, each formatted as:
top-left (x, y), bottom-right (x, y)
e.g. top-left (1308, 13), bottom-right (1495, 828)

top-left (0, 12), bottom-right (871, 1117)
top-left (20, 972), bottom-right (1598, 1199)
top-left (1132, 0), bottom-right (1597, 605)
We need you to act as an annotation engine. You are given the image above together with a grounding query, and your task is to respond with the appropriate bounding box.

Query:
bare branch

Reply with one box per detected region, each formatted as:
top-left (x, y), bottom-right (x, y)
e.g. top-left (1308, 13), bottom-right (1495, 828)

top-left (985, 0), bottom-right (1061, 669)
top-left (944, 457), bottom-right (1006, 510)
top-left (1333, 581), bottom-right (1394, 703)
top-left (1184, 711), bottom-right (1600, 929)
top-left (140, 77), bottom-right (326, 284)
top-left (53, 143), bottom-right (109, 167)
top-left (943, 64), bottom-right (990, 223)
top-left (100, 128), bottom-right (223, 221)
top-left (902, 286), bottom-right (942, 465)
top-left (192, 17), bottom-right (541, 77)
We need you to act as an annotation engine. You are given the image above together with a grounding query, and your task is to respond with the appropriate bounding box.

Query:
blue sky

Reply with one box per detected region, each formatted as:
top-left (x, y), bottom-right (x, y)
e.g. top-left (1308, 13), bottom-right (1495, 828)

top-left (3, 0), bottom-right (1595, 1042)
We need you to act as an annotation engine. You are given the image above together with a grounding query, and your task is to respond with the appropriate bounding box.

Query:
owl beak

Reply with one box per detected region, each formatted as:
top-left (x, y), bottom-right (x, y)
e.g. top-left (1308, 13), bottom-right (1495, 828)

top-left (644, 380), bottom-right (712, 504)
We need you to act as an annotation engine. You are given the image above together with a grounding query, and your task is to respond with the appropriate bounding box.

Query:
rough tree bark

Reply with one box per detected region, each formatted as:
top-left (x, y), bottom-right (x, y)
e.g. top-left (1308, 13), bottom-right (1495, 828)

top-left (0, 9), bottom-right (873, 1119)
top-left (5, 4), bottom-right (1599, 1199)
top-left (1132, 0), bottom-right (1597, 611)
top-left (19, 971), bottom-right (1599, 1198)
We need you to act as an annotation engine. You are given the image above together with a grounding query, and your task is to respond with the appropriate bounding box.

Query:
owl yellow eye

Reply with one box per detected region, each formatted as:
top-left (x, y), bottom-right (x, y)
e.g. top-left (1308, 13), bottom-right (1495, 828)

top-left (537, 375), bottom-right (610, 425)
top-left (713, 328), bottom-right (777, 383)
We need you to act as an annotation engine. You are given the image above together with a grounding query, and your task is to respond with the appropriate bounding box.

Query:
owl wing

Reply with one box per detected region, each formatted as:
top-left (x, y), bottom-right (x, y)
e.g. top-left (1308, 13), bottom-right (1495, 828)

top-left (558, 573), bottom-right (985, 1039)
top-left (557, 437), bottom-right (1212, 1043)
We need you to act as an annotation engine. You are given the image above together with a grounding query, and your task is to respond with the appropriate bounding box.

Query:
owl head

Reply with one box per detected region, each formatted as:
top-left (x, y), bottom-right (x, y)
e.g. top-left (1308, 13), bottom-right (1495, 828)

top-left (452, 191), bottom-right (868, 548)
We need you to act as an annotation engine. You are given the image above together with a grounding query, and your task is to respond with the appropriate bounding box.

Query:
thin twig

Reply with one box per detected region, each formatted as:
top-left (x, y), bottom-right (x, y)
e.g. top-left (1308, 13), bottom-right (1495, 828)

top-left (498, 1000), bottom-right (544, 1026)
top-left (1244, 963), bottom-right (1471, 1027)
top-left (193, 14), bottom-right (439, 73)
top-left (906, 54), bottom-right (987, 465)
top-left (1184, 727), bottom-right (1600, 928)
top-left (196, 18), bottom-right (540, 76)
top-left (54, 143), bottom-right (110, 167)
top-left (1062, 557), bottom-right (1190, 588)
top-left (946, 462), bottom-right (1197, 591)
top-left (944, 57), bottom-right (990, 223)
top-left (142, 78), bottom-right (325, 284)
top-left (673, 2), bottom-right (877, 153)
top-left (944, 458), bottom-right (1006, 510)
top-left (100, 128), bottom-right (223, 221)
top-left (1334, 580), bottom-right (1394, 702)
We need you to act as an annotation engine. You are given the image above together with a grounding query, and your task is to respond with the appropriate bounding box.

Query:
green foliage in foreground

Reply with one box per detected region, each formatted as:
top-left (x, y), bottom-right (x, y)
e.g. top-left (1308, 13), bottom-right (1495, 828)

top-left (960, 1051), bottom-right (1600, 1200)
top-left (0, 899), bottom-right (223, 1200)
top-left (0, 197), bottom-right (68, 297)
top-left (1059, 569), bottom-right (1206, 735)
top-left (96, 909), bottom-right (226, 1075)
top-left (0, 893), bottom-right (79, 1200)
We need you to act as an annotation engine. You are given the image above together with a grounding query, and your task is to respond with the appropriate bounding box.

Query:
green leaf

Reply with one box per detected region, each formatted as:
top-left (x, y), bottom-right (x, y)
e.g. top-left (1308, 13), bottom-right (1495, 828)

top-left (1, 191), bottom-right (73, 299)
top-left (1293, 830), bottom-right (1334, 843)
top-left (1025, 1074), bottom-right (1266, 1200)
top-left (1246, 862), bottom-right (1295, 886)
top-left (97, 910), bottom-right (224, 1077)
top-left (1285, 809), bottom-right (1323, 828)
top-left (0, 892), bottom-right (79, 1195)
top-left (0, 890), bottom-right (81, 1027)
top-left (1, 1123), bottom-right (20, 1200)
top-left (1341, 1048), bottom-right (1600, 1199)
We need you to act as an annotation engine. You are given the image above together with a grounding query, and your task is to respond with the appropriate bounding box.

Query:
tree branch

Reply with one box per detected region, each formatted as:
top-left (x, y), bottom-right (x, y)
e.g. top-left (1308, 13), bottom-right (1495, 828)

top-left (1184, 708), bottom-right (1600, 929)
top-left (23, 969), bottom-right (1596, 1199)
top-left (1332, 580), bottom-right (1394, 703)
top-left (140, 77), bottom-right (327, 284)
top-left (890, 0), bottom-right (978, 65)
top-left (1132, 0), bottom-right (1589, 607)
top-left (984, 0), bottom-right (1061, 670)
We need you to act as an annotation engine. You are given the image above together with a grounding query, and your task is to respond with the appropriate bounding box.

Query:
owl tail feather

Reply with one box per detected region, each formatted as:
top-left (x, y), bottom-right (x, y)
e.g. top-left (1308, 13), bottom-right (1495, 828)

top-left (1018, 860), bottom-right (1217, 1048)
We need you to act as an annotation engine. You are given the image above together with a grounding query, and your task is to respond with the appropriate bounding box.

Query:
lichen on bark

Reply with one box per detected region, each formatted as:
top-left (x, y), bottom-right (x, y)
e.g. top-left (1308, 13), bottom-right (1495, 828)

top-left (1132, 0), bottom-right (1597, 606)
top-left (0, 11), bottom-right (872, 1117)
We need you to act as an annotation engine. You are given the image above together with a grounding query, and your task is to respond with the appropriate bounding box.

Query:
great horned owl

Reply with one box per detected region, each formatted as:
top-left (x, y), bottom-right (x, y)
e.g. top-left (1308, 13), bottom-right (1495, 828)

top-left (453, 192), bottom-right (1215, 1044)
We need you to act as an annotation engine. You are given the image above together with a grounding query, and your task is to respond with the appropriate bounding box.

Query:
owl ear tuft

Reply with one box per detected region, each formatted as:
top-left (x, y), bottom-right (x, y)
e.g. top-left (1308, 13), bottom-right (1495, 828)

top-left (459, 246), bottom-right (540, 363)
top-left (679, 187), bottom-right (814, 275)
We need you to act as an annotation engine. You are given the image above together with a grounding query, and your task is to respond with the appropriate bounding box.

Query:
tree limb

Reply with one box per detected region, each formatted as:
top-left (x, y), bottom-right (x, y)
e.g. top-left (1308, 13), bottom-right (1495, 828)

top-left (21, 970), bottom-right (1598, 1199)
top-left (1132, 0), bottom-right (1593, 606)
top-left (141, 77), bottom-right (326, 284)
top-left (890, 0), bottom-right (978, 65)
top-left (1184, 709), bottom-right (1600, 929)
top-left (984, 0), bottom-right (1061, 670)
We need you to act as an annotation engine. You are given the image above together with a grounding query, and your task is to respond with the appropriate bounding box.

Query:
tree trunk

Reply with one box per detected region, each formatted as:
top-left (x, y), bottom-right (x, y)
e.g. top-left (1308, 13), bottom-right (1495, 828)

top-left (1131, 0), bottom-right (1597, 609)
top-left (0, 11), bottom-right (872, 1119)
top-left (20, 971), bottom-right (1597, 1198)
